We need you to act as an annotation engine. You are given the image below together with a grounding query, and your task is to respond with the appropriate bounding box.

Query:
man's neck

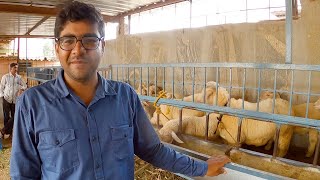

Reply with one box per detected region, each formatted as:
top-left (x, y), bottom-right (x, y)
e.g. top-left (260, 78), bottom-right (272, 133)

top-left (64, 73), bottom-right (99, 106)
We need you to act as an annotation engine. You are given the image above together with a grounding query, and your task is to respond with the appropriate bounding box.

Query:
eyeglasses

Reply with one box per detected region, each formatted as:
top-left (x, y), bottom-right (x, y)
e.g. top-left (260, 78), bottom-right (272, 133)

top-left (55, 36), bottom-right (104, 51)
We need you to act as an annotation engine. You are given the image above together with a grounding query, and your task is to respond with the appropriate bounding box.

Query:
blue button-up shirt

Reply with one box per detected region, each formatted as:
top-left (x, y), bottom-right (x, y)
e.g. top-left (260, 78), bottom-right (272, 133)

top-left (10, 70), bottom-right (207, 180)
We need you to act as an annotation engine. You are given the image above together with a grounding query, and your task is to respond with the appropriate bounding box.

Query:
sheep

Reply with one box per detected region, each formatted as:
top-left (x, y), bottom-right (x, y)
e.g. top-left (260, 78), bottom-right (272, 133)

top-left (184, 82), bottom-right (230, 107)
top-left (292, 102), bottom-right (320, 157)
top-left (218, 98), bottom-right (294, 157)
top-left (315, 98), bottom-right (320, 110)
top-left (150, 85), bottom-right (230, 126)
top-left (260, 91), bottom-right (320, 157)
top-left (158, 113), bottom-right (221, 143)
top-left (150, 102), bottom-right (206, 126)
top-left (259, 91), bottom-right (281, 101)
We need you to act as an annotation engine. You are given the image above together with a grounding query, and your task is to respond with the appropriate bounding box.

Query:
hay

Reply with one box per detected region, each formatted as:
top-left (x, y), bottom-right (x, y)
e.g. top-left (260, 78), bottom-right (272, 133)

top-left (0, 147), bottom-right (11, 180)
top-left (0, 148), bottom-right (185, 180)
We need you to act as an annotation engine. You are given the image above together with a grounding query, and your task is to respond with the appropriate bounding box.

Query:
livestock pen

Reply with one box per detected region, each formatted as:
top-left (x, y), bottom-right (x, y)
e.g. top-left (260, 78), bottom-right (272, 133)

top-left (26, 62), bottom-right (320, 179)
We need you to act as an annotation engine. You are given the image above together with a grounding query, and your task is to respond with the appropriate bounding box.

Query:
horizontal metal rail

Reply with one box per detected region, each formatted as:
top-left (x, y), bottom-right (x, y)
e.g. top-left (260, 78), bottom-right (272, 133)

top-left (139, 95), bottom-right (320, 130)
top-left (108, 63), bottom-right (320, 71)
top-left (165, 142), bottom-right (292, 180)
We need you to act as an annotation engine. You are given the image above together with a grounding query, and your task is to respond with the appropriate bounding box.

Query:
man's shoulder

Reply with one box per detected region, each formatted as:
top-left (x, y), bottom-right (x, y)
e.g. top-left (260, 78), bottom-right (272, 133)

top-left (19, 80), bottom-right (56, 103)
top-left (105, 79), bottom-right (133, 90)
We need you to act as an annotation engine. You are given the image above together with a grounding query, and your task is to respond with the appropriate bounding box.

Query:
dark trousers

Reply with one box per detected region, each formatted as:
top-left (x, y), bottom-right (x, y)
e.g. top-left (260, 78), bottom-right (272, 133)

top-left (2, 117), bottom-right (14, 135)
top-left (2, 98), bottom-right (15, 134)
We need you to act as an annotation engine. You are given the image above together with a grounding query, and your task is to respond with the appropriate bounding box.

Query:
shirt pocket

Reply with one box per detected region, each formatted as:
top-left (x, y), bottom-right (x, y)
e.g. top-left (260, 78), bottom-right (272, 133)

top-left (111, 125), bottom-right (133, 160)
top-left (37, 129), bottom-right (79, 173)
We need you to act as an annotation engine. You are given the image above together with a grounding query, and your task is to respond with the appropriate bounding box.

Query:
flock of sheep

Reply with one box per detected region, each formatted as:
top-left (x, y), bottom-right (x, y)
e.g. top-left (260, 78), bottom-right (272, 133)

top-left (135, 81), bottom-right (320, 158)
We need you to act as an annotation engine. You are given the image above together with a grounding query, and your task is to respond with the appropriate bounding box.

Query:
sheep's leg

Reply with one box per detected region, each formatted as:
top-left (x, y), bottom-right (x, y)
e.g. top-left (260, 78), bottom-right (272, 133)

top-left (277, 125), bottom-right (294, 157)
top-left (306, 129), bottom-right (318, 157)
top-left (264, 139), bottom-right (273, 151)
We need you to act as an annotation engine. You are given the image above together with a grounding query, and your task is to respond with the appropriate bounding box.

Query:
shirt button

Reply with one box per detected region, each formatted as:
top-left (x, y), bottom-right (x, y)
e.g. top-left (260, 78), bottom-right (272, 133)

top-left (92, 136), bottom-right (96, 142)
top-left (55, 140), bottom-right (60, 145)
top-left (96, 164), bottom-right (100, 169)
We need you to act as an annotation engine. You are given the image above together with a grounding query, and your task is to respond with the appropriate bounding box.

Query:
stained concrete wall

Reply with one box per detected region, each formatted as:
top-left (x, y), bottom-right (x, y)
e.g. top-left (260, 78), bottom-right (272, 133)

top-left (102, 0), bottom-right (320, 103)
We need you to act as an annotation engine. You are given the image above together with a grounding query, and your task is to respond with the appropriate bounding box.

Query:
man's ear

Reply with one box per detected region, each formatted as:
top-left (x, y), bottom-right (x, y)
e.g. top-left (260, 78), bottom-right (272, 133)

top-left (101, 40), bottom-right (105, 54)
top-left (55, 42), bottom-right (60, 56)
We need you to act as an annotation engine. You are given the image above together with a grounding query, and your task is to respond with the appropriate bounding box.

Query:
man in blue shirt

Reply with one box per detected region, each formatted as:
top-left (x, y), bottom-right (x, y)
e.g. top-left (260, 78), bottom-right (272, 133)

top-left (10, 1), bottom-right (230, 179)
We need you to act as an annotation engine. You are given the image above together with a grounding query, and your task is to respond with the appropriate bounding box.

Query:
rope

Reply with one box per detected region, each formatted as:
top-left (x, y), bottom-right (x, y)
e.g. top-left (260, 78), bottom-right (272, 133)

top-left (153, 90), bottom-right (171, 120)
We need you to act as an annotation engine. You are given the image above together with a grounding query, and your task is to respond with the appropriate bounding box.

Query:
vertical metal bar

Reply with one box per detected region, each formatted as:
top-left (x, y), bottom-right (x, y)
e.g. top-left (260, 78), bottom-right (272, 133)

top-left (313, 131), bottom-right (320, 166)
top-left (179, 108), bottom-right (183, 133)
top-left (122, 67), bottom-right (124, 82)
top-left (116, 66), bottom-right (119, 81)
top-left (257, 69), bottom-right (262, 111)
top-left (305, 71), bottom-right (312, 118)
top-left (285, 0), bottom-right (293, 64)
top-left (272, 70), bottom-right (277, 114)
top-left (127, 67), bottom-right (130, 85)
top-left (140, 67), bottom-right (143, 95)
top-left (172, 67), bottom-right (175, 98)
top-left (155, 67), bottom-right (158, 97)
top-left (156, 113), bottom-right (160, 129)
top-left (228, 67), bottom-right (232, 107)
top-left (242, 68), bottom-right (247, 109)
top-left (272, 124), bottom-right (281, 158)
top-left (203, 67), bottom-right (207, 104)
top-left (192, 67), bottom-right (195, 102)
top-left (109, 66), bottom-right (113, 80)
top-left (182, 67), bottom-right (185, 99)
top-left (236, 117), bottom-right (243, 150)
top-left (163, 67), bottom-right (166, 92)
top-left (215, 67), bottom-right (220, 106)
top-left (205, 113), bottom-right (210, 140)
top-left (147, 67), bottom-right (150, 96)
top-left (133, 67), bottom-right (136, 90)
top-left (288, 70), bottom-right (295, 116)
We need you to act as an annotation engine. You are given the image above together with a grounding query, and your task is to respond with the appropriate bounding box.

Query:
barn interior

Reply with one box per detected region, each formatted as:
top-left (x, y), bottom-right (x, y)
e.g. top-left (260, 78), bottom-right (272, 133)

top-left (1, 0), bottom-right (320, 179)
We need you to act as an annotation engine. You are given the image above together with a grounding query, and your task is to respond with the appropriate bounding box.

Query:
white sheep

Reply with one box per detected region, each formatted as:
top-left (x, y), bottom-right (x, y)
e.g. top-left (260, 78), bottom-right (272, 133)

top-left (260, 91), bottom-right (320, 157)
top-left (158, 113), bottom-right (221, 143)
top-left (150, 84), bottom-right (230, 126)
top-left (218, 98), bottom-right (294, 157)
top-left (293, 102), bottom-right (320, 157)
top-left (315, 98), bottom-right (320, 110)
top-left (150, 102), bottom-right (206, 126)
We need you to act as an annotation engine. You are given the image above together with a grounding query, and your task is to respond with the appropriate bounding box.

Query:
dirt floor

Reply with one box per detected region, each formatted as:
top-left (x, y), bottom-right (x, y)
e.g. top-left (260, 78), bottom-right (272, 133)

top-left (0, 141), bottom-right (11, 180)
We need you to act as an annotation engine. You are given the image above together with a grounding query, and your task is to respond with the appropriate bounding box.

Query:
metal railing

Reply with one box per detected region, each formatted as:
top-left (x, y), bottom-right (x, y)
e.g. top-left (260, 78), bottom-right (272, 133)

top-left (27, 62), bottom-right (320, 167)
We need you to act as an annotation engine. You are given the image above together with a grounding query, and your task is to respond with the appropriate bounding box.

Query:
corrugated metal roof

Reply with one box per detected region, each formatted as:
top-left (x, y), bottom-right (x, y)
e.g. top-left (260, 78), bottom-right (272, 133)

top-left (0, 0), bottom-right (160, 37)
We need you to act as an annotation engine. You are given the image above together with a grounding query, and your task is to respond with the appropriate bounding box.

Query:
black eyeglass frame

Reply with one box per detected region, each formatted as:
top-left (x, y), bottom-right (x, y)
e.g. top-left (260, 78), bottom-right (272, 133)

top-left (55, 36), bottom-right (104, 51)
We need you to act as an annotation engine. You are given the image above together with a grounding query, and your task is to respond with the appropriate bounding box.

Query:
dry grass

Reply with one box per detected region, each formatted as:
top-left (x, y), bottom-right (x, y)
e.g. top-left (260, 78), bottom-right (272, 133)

top-left (0, 146), bottom-right (185, 180)
top-left (0, 147), bottom-right (11, 180)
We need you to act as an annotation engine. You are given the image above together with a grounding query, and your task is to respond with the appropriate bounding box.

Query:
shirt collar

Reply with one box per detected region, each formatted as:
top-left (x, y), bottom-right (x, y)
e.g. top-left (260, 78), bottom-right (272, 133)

top-left (54, 70), bottom-right (117, 99)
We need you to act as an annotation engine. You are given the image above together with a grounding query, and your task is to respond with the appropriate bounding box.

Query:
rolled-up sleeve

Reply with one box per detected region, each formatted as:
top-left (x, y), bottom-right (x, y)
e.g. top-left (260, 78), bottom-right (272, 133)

top-left (10, 98), bottom-right (41, 180)
top-left (132, 90), bottom-right (208, 177)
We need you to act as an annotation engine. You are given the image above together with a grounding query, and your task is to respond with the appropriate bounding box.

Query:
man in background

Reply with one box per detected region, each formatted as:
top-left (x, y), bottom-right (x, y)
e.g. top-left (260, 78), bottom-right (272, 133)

top-left (0, 63), bottom-right (27, 138)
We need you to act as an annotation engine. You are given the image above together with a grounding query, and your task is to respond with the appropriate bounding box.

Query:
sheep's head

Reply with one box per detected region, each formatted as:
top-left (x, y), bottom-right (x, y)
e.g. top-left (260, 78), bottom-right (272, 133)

top-left (260, 91), bottom-right (280, 101)
top-left (204, 86), bottom-right (229, 106)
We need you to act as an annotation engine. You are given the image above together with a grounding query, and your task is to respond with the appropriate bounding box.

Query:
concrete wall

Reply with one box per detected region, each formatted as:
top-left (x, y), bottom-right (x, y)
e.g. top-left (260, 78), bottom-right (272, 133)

top-left (102, 0), bottom-right (320, 103)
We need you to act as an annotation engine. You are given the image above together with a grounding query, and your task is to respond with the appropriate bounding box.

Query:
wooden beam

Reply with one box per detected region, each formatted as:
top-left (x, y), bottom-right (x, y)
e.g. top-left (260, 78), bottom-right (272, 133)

top-left (0, 35), bottom-right (54, 38)
top-left (0, 4), bottom-right (58, 16)
top-left (115, 0), bottom-right (188, 19)
top-left (25, 16), bottom-right (51, 35)
top-left (0, 4), bottom-right (117, 23)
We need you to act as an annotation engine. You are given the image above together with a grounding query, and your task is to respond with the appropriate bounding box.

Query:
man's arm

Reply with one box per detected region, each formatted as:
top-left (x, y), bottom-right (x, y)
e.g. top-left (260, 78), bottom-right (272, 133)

top-left (10, 97), bottom-right (41, 179)
top-left (0, 75), bottom-right (7, 97)
top-left (131, 89), bottom-right (208, 177)
top-left (18, 76), bottom-right (27, 90)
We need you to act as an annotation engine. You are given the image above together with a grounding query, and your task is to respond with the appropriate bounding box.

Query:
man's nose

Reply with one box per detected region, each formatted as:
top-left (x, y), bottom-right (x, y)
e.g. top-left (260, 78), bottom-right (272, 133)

top-left (72, 40), bottom-right (85, 53)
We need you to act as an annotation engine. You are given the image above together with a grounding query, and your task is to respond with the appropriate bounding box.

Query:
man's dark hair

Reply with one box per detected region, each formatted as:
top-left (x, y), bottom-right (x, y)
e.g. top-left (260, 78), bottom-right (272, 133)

top-left (54, 1), bottom-right (105, 38)
top-left (10, 63), bottom-right (18, 68)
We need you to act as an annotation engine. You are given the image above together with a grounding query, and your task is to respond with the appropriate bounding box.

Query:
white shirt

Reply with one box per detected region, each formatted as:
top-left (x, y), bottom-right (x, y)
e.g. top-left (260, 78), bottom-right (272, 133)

top-left (0, 72), bottom-right (27, 104)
